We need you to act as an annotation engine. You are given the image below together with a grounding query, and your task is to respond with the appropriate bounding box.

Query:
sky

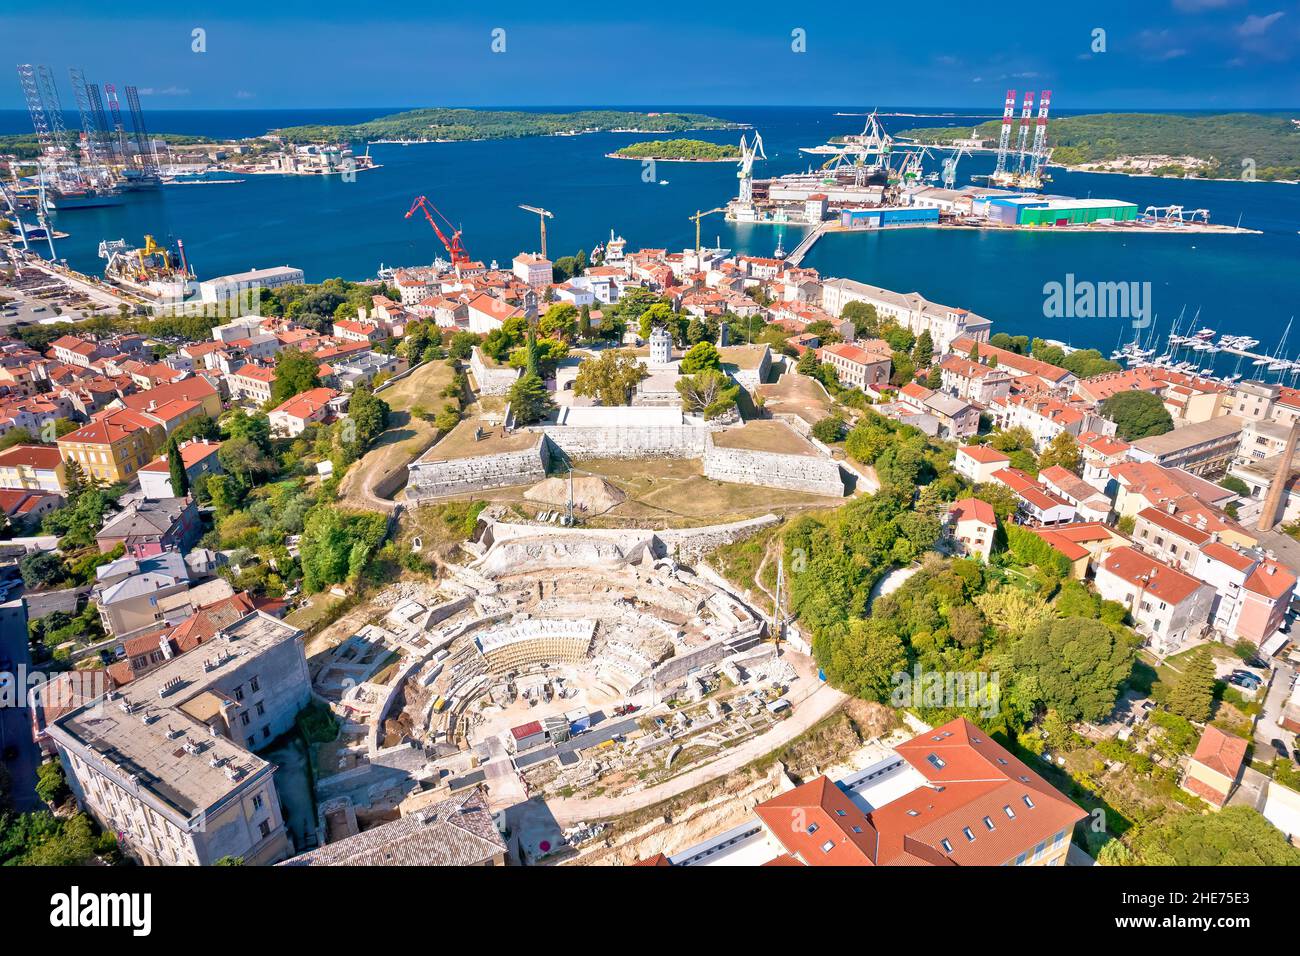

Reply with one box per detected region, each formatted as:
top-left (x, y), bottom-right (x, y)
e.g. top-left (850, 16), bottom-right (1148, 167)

top-left (1, 0), bottom-right (1297, 111)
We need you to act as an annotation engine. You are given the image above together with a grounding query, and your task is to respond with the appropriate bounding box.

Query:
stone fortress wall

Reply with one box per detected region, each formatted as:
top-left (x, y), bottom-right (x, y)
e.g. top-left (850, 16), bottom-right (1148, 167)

top-left (701, 434), bottom-right (846, 497)
top-left (406, 435), bottom-right (550, 500)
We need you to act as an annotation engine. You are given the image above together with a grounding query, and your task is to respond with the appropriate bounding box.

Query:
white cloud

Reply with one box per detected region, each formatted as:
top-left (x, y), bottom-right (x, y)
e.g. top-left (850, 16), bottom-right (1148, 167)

top-left (1237, 11), bottom-right (1284, 36)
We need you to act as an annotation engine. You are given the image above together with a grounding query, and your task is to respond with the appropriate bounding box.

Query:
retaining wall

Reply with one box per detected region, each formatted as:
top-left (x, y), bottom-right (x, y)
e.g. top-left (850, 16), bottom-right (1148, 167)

top-left (701, 437), bottom-right (845, 497)
top-left (406, 436), bottom-right (550, 500)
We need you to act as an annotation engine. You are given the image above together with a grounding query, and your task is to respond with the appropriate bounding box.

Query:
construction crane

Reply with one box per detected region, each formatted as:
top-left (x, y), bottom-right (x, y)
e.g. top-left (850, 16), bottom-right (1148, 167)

top-left (405, 195), bottom-right (471, 266)
top-left (124, 85), bottom-right (160, 180)
top-left (1014, 91), bottom-right (1035, 175)
top-left (103, 85), bottom-right (131, 164)
top-left (1028, 90), bottom-right (1052, 180)
top-left (942, 147), bottom-right (970, 190)
top-left (736, 131), bottom-right (766, 205)
top-left (17, 64), bottom-right (74, 188)
top-left (518, 204), bottom-right (554, 259)
top-left (993, 89), bottom-right (1017, 178)
top-left (69, 68), bottom-right (111, 187)
top-left (688, 207), bottom-right (726, 256)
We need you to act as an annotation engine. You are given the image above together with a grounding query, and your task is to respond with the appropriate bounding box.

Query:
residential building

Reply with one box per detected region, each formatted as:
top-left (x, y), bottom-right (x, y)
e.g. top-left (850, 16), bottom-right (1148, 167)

top-left (96, 496), bottom-right (201, 556)
top-left (1037, 466), bottom-right (1112, 522)
top-left (1093, 546), bottom-right (1215, 655)
top-left (991, 467), bottom-right (1077, 527)
top-left (991, 393), bottom-right (1113, 451)
top-left (947, 498), bottom-right (997, 561)
top-left (269, 387), bottom-right (339, 437)
top-left (1194, 541), bottom-right (1297, 647)
top-left (106, 591), bottom-right (257, 687)
top-left (938, 353), bottom-right (1013, 405)
top-left (512, 253), bottom-right (553, 289)
top-left (817, 342), bottom-right (891, 391)
top-left (1028, 523), bottom-right (1127, 578)
top-left (950, 337), bottom-right (1074, 391)
top-left (46, 611), bottom-right (309, 866)
top-left (1182, 727), bottom-right (1248, 809)
top-left (0, 443), bottom-right (66, 493)
top-left (1127, 416), bottom-right (1244, 478)
top-left (954, 445), bottom-right (1011, 485)
top-left (227, 364), bottom-right (276, 404)
top-left (898, 382), bottom-right (979, 439)
top-left (1077, 431), bottom-right (1132, 492)
top-left (56, 408), bottom-right (166, 484)
top-left (138, 439), bottom-right (223, 499)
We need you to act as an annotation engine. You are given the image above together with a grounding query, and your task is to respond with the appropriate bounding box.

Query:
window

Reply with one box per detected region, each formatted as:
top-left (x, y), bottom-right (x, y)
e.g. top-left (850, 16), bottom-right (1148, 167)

top-left (255, 701), bottom-right (266, 717)
top-left (1003, 805), bottom-right (1016, 819)
top-left (940, 839), bottom-right (952, 853)
top-left (851, 826), bottom-right (862, 834)
top-left (250, 677), bottom-right (260, 693)
top-left (996, 757), bottom-right (1008, 765)
top-left (252, 794), bottom-right (264, 811)
top-left (821, 840), bottom-right (835, 853)
top-left (906, 809), bottom-right (919, 817)
top-left (806, 823), bottom-right (819, 835)
top-left (962, 827), bottom-right (975, 842)
top-left (1014, 851), bottom-right (1027, 865)
top-left (240, 712), bottom-right (250, 727)
top-left (233, 686), bottom-right (244, 703)
top-left (262, 727), bottom-right (270, 739)
top-left (259, 820), bottom-right (271, 839)
top-left (1023, 795), bottom-right (1035, 809)
top-left (247, 736), bottom-right (256, 748)
top-left (926, 753), bottom-right (946, 770)
top-left (983, 816), bottom-right (995, 831)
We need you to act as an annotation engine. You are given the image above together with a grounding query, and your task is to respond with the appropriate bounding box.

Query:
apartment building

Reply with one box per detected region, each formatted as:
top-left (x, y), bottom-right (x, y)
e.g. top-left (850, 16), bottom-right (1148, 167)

top-left (1094, 546), bottom-right (1216, 656)
top-left (96, 496), bottom-right (201, 556)
top-left (991, 467), bottom-right (1078, 527)
top-left (269, 387), bottom-right (339, 437)
top-left (512, 253), bottom-right (553, 289)
top-left (56, 407), bottom-right (166, 484)
top-left (947, 498), bottom-right (997, 561)
top-left (938, 353), bottom-right (1013, 405)
top-left (227, 364), bottom-right (277, 404)
top-left (950, 337), bottom-right (1075, 392)
top-left (898, 382), bottom-right (980, 439)
top-left (0, 443), bottom-right (66, 492)
top-left (1128, 415), bottom-right (1244, 478)
top-left (991, 394), bottom-right (1114, 451)
top-left (46, 611), bottom-right (309, 866)
top-left (138, 438), bottom-right (223, 499)
top-left (954, 445), bottom-right (1011, 485)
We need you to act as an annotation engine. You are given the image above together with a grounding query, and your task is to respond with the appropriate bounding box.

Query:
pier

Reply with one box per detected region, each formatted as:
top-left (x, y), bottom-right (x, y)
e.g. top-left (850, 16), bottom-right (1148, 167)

top-left (786, 221), bottom-right (831, 266)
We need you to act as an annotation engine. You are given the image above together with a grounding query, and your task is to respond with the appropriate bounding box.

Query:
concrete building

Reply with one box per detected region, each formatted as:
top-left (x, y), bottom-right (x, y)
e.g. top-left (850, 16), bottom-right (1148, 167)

top-left (97, 496), bottom-right (200, 557)
top-left (512, 253), bottom-right (553, 289)
top-left (45, 611), bottom-right (309, 866)
top-left (227, 364), bottom-right (276, 404)
top-left (269, 387), bottom-right (339, 437)
top-left (1127, 416), bottom-right (1243, 478)
top-left (138, 438), bottom-right (222, 499)
top-left (991, 467), bottom-right (1077, 527)
top-left (938, 353), bottom-right (1013, 405)
top-left (821, 279), bottom-right (992, 354)
top-left (56, 408), bottom-right (166, 484)
top-left (0, 444), bottom-right (66, 493)
top-left (817, 342), bottom-right (891, 391)
top-left (1093, 546), bottom-right (1215, 656)
top-left (198, 266), bottom-right (304, 305)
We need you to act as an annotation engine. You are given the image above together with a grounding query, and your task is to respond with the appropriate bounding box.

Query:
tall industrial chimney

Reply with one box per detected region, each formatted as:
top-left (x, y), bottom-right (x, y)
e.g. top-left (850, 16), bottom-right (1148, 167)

top-left (1258, 419), bottom-right (1300, 532)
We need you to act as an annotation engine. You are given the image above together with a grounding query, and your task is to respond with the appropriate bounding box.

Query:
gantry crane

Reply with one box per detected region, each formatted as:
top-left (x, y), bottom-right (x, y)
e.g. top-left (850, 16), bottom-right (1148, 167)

top-left (689, 207), bottom-right (726, 256)
top-left (405, 195), bottom-right (471, 266)
top-left (518, 204), bottom-right (554, 259)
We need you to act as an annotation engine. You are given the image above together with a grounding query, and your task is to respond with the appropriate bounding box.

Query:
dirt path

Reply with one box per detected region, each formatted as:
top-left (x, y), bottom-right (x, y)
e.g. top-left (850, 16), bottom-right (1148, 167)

top-left (543, 678), bottom-right (847, 825)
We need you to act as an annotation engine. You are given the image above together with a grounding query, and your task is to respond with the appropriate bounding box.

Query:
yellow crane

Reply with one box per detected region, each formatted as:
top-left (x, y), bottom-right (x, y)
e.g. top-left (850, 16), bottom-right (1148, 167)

top-left (518, 204), bottom-right (554, 259)
top-left (689, 206), bottom-right (726, 256)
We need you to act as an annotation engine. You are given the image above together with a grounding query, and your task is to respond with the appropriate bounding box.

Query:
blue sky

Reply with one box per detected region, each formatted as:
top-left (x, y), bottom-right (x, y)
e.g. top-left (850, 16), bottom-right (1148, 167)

top-left (2, 1), bottom-right (1297, 111)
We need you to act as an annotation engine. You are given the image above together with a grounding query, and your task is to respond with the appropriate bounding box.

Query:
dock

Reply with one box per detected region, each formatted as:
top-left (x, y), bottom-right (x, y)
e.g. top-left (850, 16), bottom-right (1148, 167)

top-left (787, 221), bottom-right (831, 266)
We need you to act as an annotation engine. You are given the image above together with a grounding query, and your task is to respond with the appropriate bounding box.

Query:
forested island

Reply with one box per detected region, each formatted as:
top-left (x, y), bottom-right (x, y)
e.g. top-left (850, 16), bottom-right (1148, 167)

top-left (608, 138), bottom-right (740, 161)
top-left (899, 112), bottom-right (1300, 181)
top-left (272, 108), bottom-right (742, 145)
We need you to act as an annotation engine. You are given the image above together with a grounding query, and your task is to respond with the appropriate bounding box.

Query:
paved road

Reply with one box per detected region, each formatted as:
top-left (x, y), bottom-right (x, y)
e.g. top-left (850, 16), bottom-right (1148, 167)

top-left (1254, 660), bottom-right (1297, 758)
top-left (0, 600), bottom-right (42, 812)
top-left (543, 679), bottom-right (848, 826)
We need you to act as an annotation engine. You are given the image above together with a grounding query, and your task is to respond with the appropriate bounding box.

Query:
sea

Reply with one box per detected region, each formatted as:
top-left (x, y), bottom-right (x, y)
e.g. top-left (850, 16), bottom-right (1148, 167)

top-left (3, 105), bottom-right (1298, 366)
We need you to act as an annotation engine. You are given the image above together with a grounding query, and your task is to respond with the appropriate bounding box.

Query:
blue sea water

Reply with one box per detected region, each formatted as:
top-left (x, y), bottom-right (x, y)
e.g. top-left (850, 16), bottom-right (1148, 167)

top-left (3, 105), bottom-right (1298, 359)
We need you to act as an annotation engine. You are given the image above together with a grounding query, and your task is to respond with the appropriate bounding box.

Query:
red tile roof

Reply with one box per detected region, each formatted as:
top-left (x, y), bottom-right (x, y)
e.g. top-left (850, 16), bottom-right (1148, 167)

top-left (958, 445), bottom-right (1012, 465)
top-left (1191, 726), bottom-right (1248, 779)
top-left (0, 444), bottom-right (63, 470)
top-left (1098, 546), bottom-right (1205, 605)
top-left (950, 497), bottom-right (996, 526)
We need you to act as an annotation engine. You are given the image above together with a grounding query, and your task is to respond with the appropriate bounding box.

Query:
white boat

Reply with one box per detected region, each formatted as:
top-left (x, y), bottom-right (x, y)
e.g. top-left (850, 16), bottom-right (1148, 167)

top-left (1194, 328), bottom-right (1217, 339)
top-left (659, 180), bottom-right (669, 185)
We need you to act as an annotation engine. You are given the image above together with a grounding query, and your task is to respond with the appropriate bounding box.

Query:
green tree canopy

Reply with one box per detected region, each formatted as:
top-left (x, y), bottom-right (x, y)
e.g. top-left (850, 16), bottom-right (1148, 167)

top-left (1011, 616), bottom-right (1137, 722)
top-left (270, 348), bottom-right (322, 406)
top-left (1100, 390), bottom-right (1174, 441)
top-left (679, 341), bottom-right (722, 374)
top-left (1129, 806), bottom-right (1300, 865)
top-left (573, 350), bottom-right (647, 406)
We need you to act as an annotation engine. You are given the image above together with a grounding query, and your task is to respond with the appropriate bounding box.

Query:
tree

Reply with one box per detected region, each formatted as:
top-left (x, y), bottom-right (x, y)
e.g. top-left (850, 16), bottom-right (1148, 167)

top-left (507, 372), bottom-right (550, 425)
top-left (840, 300), bottom-right (880, 338)
top-left (573, 350), bottom-right (647, 406)
top-left (680, 341), bottom-right (721, 374)
top-left (345, 385), bottom-right (391, 450)
top-left (815, 618), bottom-right (907, 703)
top-left (224, 409), bottom-right (272, 453)
top-left (1100, 390), bottom-right (1174, 441)
top-left (811, 415), bottom-right (846, 444)
top-left (218, 436), bottom-right (276, 486)
top-left (975, 586), bottom-right (1053, 636)
top-left (299, 506), bottom-right (388, 592)
top-left (19, 551), bottom-right (64, 590)
top-left (167, 439), bottom-right (190, 497)
top-left (578, 304), bottom-right (593, 340)
top-left (269, 348), bottom-right (321, 406)
top-left (1167, 646), bottom-right (1216, 722)
top-left (1012, 616), bottom-right (1137, 722)
top-left (912, 330), bottom-right (934, 368)
top-left (538, 303), bottom-right (578, 341)
top-left (170, 414), bottom-right (220, 444)
top-left (1129, 807), bottom-right (1300, 866)
top-left (1219, 475), bottom-right (1250, 497)
top-left (1037, 431), bottom-right (1081, 474)
top-left (35, 762), bottom-right (69, 806)
top-left (676, 369), bottom-right (739, 419)
top-left (0, 428), bottom-right (35, 452)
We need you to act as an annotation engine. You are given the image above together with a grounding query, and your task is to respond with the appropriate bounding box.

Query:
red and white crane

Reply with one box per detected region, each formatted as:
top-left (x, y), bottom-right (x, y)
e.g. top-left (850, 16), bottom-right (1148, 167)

top-left (404, 195), bottom-right (471, 266)
top-left (993, 89), bottom-right (1017, 177)
top-left (1029, 90), bottom-right (1053, 179)
top-left (1014, 91), bottom-right (1035, 175)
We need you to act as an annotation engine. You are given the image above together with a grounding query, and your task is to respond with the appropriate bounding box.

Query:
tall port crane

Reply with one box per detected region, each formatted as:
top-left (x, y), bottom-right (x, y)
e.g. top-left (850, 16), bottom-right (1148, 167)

top-left (942, 147), bottom-right (970, 190)
top-left (993, 89), bottom-right (1017, 177)
top-left (124, 85), bottom-right (160, 180)
top-left (1028, 90), bottom-right (1052, 179)
top-left (405, 195), bottom-right (471, 266)
top-left (518, 204), bottom-right (554, 259)
top-left (688, 207), bottom-right (726, 256)
top-left (737, 131), bottom-right (766, 205)
top-left (1014, 91), bottom-right (1035, 175)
